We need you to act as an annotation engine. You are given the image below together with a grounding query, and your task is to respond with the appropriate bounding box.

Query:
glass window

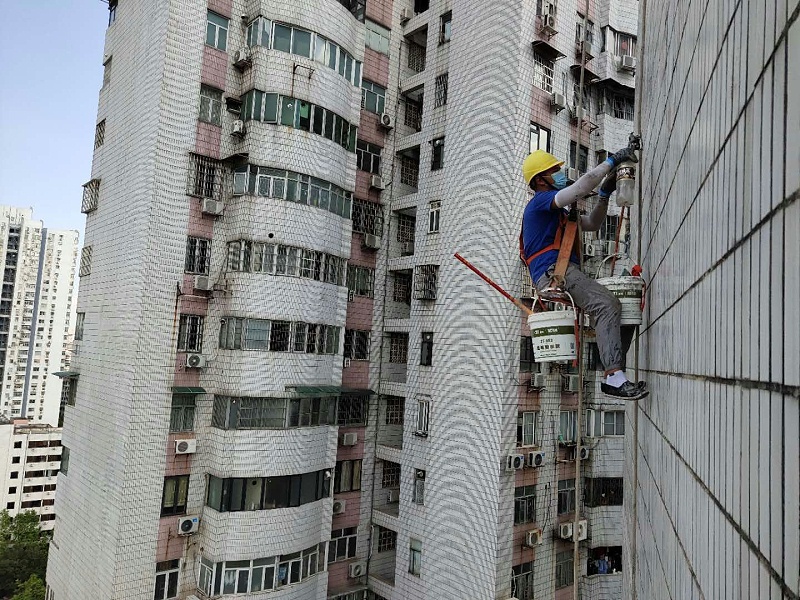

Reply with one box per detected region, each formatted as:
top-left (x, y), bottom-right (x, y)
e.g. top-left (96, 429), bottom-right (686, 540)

top-left (529, 122), bottom-right (551, 153)
top-left (292, 29), bottom-right (312, 57)
top-left (199, 85), bottom-right (223, 125)
top-left (206, 11), bottom-right (229, 50)
top-left (244, 319), bottom-right (270, 350)
top-left (280, 96), bottom-right (295, 126)
top-left (161, 475), bottom-right (189, 516)
top-left (440, 12), bottom-right (452, 43)
top-left (273, 24), bottom-right (292, 52)
top-left (170, 394), bottom-right (196, 432)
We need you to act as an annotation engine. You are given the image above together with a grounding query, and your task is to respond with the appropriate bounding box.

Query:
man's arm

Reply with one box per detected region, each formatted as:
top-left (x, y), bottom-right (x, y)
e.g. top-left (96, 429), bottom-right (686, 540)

top-left (551, 161), bottom-right (612, 208)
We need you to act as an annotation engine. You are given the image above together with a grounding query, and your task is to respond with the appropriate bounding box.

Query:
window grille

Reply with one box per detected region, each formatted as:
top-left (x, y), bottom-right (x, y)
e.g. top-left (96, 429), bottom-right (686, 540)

top-left (94, 120), bottom-right (106, 150)
top-left (412, 469), bottom-right (425, 504)
top-left (533, 53), bottom-right (554, 93)
top-left (434, 73), bottom-right (448, 107)
top-left (392, 272), bottom-right (412, 304)
top-left (376, 526), bottom-right (397, 551)
top-left (381, 461), bottom-right (401, 487)
top-left (396, 214), bottom-right (416, 243)
top-left (177, 315), bottom-right (204, 352)
top-left (337, 394), bottom-right (367, 425)
top-left (344, 329), bottom-right (370, 360)
top-left (81, 179), bottom-right (100, 214)
top-left (404, 100), bottom-right (422, 131)
top-left (79, 246), bottom-right (92, 277)
top-left (388, 333), bottom-right (408, 364)
top-left (407, 42), bottom-right (426, 72)
top-left (187, 153), bottom-right (223, 199)
top-left (352, 199), bottom-right (383, 236)
top-left (385, 396), bottom-right (405, 425)
top-left (185, 237), bottom-right (211, 275)
top-left (399, 155), bottom-right (419, 187)
top-left (414, 265), bottom-right (438, 300)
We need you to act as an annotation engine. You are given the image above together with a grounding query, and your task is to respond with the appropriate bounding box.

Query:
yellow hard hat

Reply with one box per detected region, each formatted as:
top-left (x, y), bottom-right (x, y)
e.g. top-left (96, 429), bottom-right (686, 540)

top-left (522, 150), bottom-right (564, 186)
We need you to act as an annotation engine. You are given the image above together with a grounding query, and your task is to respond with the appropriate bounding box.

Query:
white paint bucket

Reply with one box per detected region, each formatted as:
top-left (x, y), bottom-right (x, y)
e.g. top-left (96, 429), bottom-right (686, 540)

top-left (528, 308), bottom-right (577, 363)
top-left (596, 276), bottom-right (644, 325)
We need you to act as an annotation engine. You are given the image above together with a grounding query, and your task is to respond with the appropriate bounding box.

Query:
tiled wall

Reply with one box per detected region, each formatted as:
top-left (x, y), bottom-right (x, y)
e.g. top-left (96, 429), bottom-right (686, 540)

top-left (627, 0), bottom-right (799, 598)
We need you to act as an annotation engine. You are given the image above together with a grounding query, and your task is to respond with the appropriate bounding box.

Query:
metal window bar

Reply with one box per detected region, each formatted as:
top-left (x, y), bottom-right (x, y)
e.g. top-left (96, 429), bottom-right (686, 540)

top-left (188, 153), bottom-right (224, 199)
top-left (388, 334), bottom-right (408, 364)
top-left (81, 179), bottom-right (100, 214)
top-left (407, 42), bottom-right (426, 72)
top-left (352, 199), bottom-right (383, 236)
top-left (178, 315), bottom-right (204, 352)
top-left (94, 120), bottom-right (106, 150)
top-left (533, 53), bottom-right (554, 93)
top-left (399, 155), bottom-right (419, 187)
top-left (381, 461), bottom-right (401, 486)
top-left (392, 272), bottom-right (412, 304)
top-left (396, 214), bottom-right (416, 243)
top-left (79, 247), bottom-right (92, 277)
top-left (413, 265), bottom-right (438, 300)
top-left (434, 73), bottom-right (448, 107)
top-left (404, 100), bottom-right (422, 131)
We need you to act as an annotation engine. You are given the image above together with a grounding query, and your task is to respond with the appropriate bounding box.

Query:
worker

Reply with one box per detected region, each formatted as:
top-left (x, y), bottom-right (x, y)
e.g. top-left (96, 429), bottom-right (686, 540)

top-left (520, 148), bottom-right (648, 400)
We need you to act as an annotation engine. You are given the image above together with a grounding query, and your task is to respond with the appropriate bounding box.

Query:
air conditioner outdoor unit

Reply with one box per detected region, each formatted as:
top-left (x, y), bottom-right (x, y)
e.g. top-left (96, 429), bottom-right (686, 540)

top-left (619, 55), bottom-right (637, 71)
top-left (362, 234), bottom-right (381, 250)
top-left (558, 522), bottom-right (573, 540)
top-left (340, 432), bottom-right (358, 446)
top-left (566, 168), bottom-right (580, 182)
top-left (550, 92), bottom-right (567, 111)
top-left (387, 489), bottom-right (400, 503)
top-left (194, 275), bottom-right (213, 291)
top-left (527, 450), bottom-right (545, 468)
top-left (201, 198), bottom-right (223, 216)
top-left (343, 357), bottom-right (352, 368)
top-left (506, 454), bottom-right (525, 471)
top-left (380, 113), bottom-right (394, 129)
top-left (563, 374), bottom-right (581, 392)
top-left (400, 7), bottom-right (411, 23)
top-left (541, 14), bottom-right (557, 33)
top-left (570, 105), bottom-right (586, 122)
top-left (575, 40), bottom-right (594, 59)
top-left (579, 446), bottom-right (590, 460)
top-left (177, 516), bottom-right (200, 535)
top-left (525, 529), bottom-right (544, 547)
top-left (231, 119), bottom-right (246, 137)
top-left (576, 519), bottom-right (588, 541)
top-left (584, 242), bottom-right (597, 257)
top-left (175, 439), bottom-right (197, 455)
top-left (370, 175), bottom-right (385, 190)
top-left (348, 561), bottom-right (367, 578)
top-left (332, 499), bottom-right (346, 515)
top-left (530, 373), bottom-right (547, 390)
top-left (233, 47), bottom-right (252, 68)
top-left (185, 353), bottom-right (206, 369)
top-left (400, 241), bottom-right (414, 256)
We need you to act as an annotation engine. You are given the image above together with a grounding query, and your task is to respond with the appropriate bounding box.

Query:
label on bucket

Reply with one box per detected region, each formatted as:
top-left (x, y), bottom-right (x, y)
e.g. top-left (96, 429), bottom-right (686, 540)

top-left (613, 290), bottom-right (642, 298)
top-left (531, 325), bottom-right (575, 337)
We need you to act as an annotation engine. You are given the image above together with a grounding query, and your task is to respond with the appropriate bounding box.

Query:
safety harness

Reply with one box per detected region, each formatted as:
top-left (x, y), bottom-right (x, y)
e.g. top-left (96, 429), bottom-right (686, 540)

top-left (520, 209), bottom-right (580, 287)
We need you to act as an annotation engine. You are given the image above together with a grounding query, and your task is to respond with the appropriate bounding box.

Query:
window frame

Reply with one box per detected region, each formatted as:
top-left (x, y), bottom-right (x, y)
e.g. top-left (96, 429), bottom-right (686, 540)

top-left (529, 122), bottom-right (551, 153)
top-left (161, 475), bottom-right (189, 516)
top-left (415, 398), bottom-right (429, 436)
top-left (154, 559), bottom-right (180, 600)
top-left (206, 11), bottom-right (229, 51)
top-left (199, 85), bottom-right (223, 126)
top-left (409, 538), bottom-right (422, 576)
top-left (439, 12), bottom-right (452, 44)
top-left (557, 478), bottom-right (576, 515)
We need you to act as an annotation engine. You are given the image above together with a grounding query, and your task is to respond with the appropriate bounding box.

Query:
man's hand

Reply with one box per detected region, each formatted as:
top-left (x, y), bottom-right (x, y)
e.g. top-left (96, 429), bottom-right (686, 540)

top-left (598, 171), bottom-right (617, 199)
top-left (608, 145), bottom-right (638, 166)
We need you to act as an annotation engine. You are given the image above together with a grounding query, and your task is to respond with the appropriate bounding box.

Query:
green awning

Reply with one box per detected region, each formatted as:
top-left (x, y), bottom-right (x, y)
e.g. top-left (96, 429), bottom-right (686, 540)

top-left (171, 386), bottom-right (206, 394)
top-left (53, 371), bottom-right (79, 378)
top-left (284, 385), bottom-right (373, 397)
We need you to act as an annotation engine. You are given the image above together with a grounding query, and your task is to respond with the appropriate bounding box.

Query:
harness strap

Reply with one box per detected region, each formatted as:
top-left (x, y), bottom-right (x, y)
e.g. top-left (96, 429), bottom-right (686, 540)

top-left (520, 213), bottom-right (568, 266)
top-left (550, 220), bottom-right (579, 286)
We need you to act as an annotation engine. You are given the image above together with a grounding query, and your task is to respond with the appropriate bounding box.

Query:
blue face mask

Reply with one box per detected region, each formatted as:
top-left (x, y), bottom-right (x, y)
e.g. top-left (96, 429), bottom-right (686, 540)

top-left (550, 171), bottom-right (568, 190)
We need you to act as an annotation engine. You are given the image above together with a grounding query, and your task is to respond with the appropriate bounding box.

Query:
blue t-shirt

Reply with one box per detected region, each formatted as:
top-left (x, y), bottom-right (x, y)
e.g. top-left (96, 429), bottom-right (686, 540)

top-left (521, 190), bottom-right (579, 283)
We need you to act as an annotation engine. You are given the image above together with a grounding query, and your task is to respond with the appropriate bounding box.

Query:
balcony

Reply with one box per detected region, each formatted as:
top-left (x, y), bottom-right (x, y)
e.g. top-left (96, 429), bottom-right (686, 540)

top-left (582, 572), bottom-right (622, 599)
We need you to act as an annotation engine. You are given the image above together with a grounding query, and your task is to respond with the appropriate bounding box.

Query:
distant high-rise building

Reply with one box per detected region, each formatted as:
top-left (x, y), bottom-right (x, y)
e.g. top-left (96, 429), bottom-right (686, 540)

top-left (0, 207), bottom-right (78, 426)
top-left (47, 1), bottom-right (639, 599)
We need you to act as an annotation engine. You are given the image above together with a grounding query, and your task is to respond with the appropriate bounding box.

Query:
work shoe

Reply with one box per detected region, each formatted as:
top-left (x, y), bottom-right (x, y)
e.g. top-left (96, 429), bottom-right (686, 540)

top-left (601, 380), bottom-right (649, 401)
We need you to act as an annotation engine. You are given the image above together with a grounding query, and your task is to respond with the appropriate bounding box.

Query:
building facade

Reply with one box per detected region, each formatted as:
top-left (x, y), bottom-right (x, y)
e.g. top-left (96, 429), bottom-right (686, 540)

top-left (626, 0), bottom-right (799, 598)
top-left (0, 206), bottom-right (78, 427)
top-left (47, 0), bottom-right (639, 599)
top-left (0, 419), bottom-right (62, 531)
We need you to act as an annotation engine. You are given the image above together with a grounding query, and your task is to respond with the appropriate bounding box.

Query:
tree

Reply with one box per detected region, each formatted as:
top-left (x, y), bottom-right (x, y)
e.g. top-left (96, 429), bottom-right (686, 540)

top-left (0, 511), bottom-right (50, 597)
top-left (10, 574), bottom-right (46, 600)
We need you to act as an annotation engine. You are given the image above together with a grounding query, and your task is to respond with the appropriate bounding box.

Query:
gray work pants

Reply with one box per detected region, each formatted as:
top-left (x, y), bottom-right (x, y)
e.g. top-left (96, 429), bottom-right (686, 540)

top-left (536, 263), bottom-right (634, 373)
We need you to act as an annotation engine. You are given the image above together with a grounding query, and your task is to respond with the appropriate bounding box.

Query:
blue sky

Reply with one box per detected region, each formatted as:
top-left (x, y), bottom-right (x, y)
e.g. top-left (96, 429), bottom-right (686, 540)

top-left (0, 1), bottom-right (108, 236)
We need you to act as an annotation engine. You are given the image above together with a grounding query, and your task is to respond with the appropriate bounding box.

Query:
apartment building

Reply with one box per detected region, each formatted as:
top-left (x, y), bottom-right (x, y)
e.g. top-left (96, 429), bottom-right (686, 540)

top-left (627, 0), bottom-right (799, 598)
top-left (0, 206), bottom-right (78, 427)
top-left (0, 419), bottom-right (62, 531)
top-left (46, 0), bottom-right (639, 599)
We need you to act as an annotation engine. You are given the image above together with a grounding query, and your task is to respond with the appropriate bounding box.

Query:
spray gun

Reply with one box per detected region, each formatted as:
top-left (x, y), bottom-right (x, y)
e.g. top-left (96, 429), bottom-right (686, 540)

top-left (615, 133), bottom-right (642, 207)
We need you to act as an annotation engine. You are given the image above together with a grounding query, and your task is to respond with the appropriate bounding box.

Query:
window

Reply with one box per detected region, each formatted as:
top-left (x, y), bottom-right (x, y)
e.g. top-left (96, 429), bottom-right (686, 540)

top-left (414, 265), bottom-right (438, 300)
top-left (434, 73), bottom-right (448, 107)
top-left (555, 550), bottom-right (574, 588)
top-left (604, 410), bottom-right (625, 435)
top-left (199, 85), bottom-right (223, 125)
top-left (6, 502), bottom-right (13, 510)
top-left (94, 120), bottom-right (106, 150)
top-left (227, 241), bottom-right (345, 285)
top-left (533, 52), bottom-right (554, 93)
top-left (611, 94), bottom-right (635, 120)
top-left (161, 475), bottom-right (189, 516)
top-left (9, 472), bottom-right (18, 480)
top-left (338, 0), bottom-right (366, 21)
top-left (206, 11), bottom-right (229, 50)
top-left (576, 15), bottom-right (594, 45)
top-left (154, 559), bottom-right (180, 600)
top-left (517, 411), bottom-right (538, 446)
top-left (396, 214), bottom-right (416, 243)
top-left (185, 237), bottom-right (211, 274)
top-left (334, 460), bottom-right (362, 492)
top-left (407, 41), bottom-right (426, 72)
top-left (347, 265), bottom-right (374, 298)
top-left (108, 0), bottom-right (116, 25)
top-left (392, 271), bottom-right (412, 304)
top-left (352, 199), bottom-right (383, 236)
top-left (361, 80), bottom-right (386, 114)
top-left (365, 20), bottom-right (390, 55)
top-left (557, 478), bottom-right (576, 514)
top-left (416, 398), bottom-right (429, 435)
top-left (428, 200), bottom-right (440, 233)
top-left (170, 394), bottom-right (196, 432)
top-left (329, 527), bottom-right (358, 563)
top-left (404, 98), bottom-right (422, 130)
top-left (569, 141), bottom-right (589, 173)
top-left (512, 561), bottom-right (535, 600)
top-left (74, 312), bottom-right (85, 341)
top-left (212, 395), bottom-right (334, 429)
top-left (529, 122), bottom-right (551, 153)
top-left (356, 140), bottom-right (382, 174)
top-left (79, 246), bottom-right (92, 277)
top-left (559, 410), bottom-right (577, 443)
top-left (188, 153), bottom-right (223, 199)
top-left (399, 154), bottom-right (419, 187)
top-left (614, 31), bottom-right (636, 56)
top-left (61, 377), bottom-right (77, 407)
top-left (385, 396), bottom-right (404, 425)
top-left (377, 527), bottom-right (397, 552)
top-left (519, 337), bottom-right (534, 372)
top-left (81, 179), bottom-right (100, 214)
top-left (206, 471), bottom-right (330, 512)
top-left (177, 314), bottom-right (203, 352)
top-left (439, 12), bottom-right (451, 43)
top-left (514, 485), bottom-right (536, 524)
top-left (419, 332), bottom-right (433, 366)
top-left (388, 334), bottom-right (408, 364)
top-left (382, 461), bottom-right (400, 487)
top-left (409, 539), bottom-right (422, 576)
top-left (412, 469), bottom-right (425, 505)
top-left (584, 477), bottom-right (624, 507)
top-left (268, 321), bottom-right (291, 351)
top-left (337, 395), bottom-right (368, 426)
top-left (59, 447), bottom-right (69, 474)
top-left (430, 137), bottom-right (445, 170)
top-left (344, 329), bottom-right (370, 360)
